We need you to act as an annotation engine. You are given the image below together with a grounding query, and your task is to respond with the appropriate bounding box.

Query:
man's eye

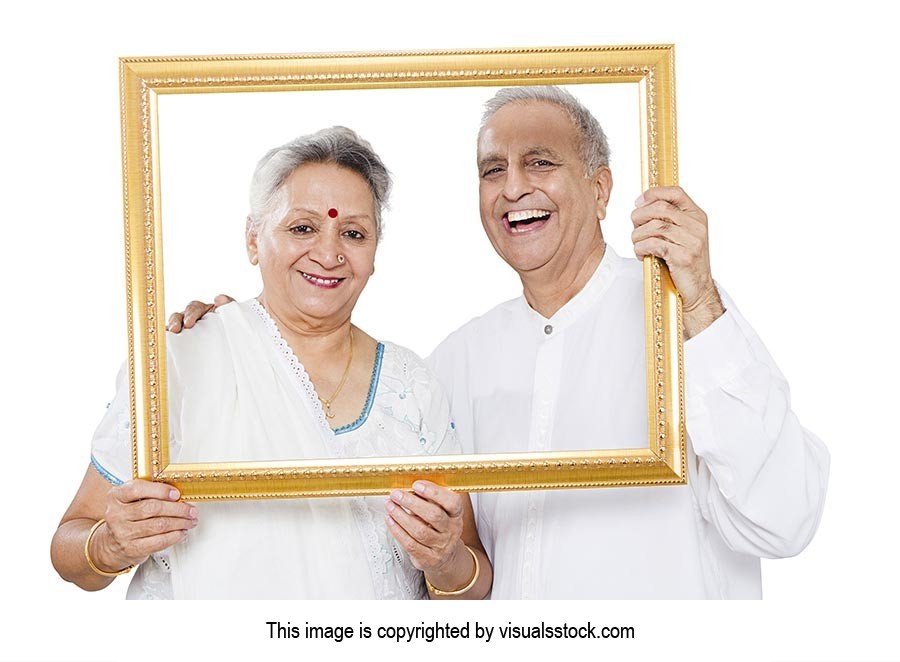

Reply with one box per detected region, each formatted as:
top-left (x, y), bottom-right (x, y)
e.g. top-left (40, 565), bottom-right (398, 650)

top-left (482, 166), bottom-right (504, 178)
top-left (531, 159), bottom-right (555, 167)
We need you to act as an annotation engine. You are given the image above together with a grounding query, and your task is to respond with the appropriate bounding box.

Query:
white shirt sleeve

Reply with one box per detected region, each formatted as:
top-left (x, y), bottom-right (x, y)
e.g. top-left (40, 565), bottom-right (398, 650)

top-left (90, 363), bottom-right (132, 485)
top-left (684, 288), bottom-right (830, 558)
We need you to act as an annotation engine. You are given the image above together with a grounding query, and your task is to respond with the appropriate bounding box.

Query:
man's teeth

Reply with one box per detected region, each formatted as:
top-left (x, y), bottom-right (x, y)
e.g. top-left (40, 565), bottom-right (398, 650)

top-left (302, 272), bottom-right (340, 286)
top-left (507, 209), bottom-right (551, 233)
top-left (508, 209), bottom-right (551, 223)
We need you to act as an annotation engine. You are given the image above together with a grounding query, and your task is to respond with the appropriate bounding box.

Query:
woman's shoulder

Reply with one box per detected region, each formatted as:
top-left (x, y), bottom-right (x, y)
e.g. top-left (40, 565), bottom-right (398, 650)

top-left (376, 340), bottom-right (435, 385)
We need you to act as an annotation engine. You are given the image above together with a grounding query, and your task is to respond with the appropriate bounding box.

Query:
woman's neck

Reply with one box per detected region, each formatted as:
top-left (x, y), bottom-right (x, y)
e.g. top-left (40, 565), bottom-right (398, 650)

top-left (257, 294), bottom-right (352, 359)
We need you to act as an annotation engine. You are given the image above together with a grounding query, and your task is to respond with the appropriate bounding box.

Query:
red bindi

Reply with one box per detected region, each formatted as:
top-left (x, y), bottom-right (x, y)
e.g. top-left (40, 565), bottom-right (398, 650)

top-left (328, 208), bottom-right (338, 218)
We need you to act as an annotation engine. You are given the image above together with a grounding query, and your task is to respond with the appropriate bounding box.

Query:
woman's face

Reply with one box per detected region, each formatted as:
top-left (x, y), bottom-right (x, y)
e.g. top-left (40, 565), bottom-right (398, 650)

top-left (248, 162), bottom-right (378, 327)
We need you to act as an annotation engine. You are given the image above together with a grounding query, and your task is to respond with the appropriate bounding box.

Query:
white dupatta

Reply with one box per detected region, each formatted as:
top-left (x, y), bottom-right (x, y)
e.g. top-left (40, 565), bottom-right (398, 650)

top-left (164, 300), bottom-right (375, 599)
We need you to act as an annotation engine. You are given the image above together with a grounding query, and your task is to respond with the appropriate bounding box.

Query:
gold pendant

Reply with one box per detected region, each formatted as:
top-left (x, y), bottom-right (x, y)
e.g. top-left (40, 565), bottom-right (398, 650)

top-left (322, 400), bottom-right (335, 419)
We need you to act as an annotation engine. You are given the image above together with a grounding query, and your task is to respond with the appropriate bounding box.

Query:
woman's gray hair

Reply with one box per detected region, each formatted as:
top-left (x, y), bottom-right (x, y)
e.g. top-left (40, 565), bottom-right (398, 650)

top-left (248, 126), bottom-right (391, 239)
top-left (480, 86), bottom-right (611, 174)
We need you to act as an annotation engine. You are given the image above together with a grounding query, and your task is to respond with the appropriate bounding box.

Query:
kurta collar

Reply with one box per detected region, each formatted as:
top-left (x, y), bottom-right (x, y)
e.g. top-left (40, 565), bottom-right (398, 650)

top-left (519, 244), bottom-right (623, 336)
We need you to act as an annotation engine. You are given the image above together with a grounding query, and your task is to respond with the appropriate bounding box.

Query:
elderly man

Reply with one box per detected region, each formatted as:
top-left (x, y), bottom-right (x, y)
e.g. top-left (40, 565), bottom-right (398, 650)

top-left (173, 87), bottom-right (829, 598)
top-left (424, 86), bottom-right (829, 598)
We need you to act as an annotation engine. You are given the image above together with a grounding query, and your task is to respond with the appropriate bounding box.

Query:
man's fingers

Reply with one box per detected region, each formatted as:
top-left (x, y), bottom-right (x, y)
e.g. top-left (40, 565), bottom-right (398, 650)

top-left (111, 480), bottom-right (180, 505)
top-left (412, 481), bottom-right (464, 519)
top-left (167, 312), bottom-right (184, 333)
top-left (182, 301), bottom-right (215, 328)
top-left (213, 294), bottom-right (235, 307)
top-left (635, 186), bottom-right (703, 215)
top-left (631, 219), bottom-right (690, 248)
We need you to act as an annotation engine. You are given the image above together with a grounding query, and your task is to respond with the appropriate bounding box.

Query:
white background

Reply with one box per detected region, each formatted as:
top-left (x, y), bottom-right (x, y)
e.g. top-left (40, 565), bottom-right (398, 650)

top-left (1, 1), bottom-right (897, 661)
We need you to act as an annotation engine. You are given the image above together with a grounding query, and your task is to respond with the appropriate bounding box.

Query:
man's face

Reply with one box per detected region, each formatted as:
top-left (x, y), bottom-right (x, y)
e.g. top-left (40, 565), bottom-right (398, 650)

top-left (477, 101), bottom-right (611, 275)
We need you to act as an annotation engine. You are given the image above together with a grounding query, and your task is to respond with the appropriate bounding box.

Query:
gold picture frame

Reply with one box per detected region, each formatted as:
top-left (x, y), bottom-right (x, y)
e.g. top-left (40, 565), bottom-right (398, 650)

top-left (120, 45), bottom-right (685, 500)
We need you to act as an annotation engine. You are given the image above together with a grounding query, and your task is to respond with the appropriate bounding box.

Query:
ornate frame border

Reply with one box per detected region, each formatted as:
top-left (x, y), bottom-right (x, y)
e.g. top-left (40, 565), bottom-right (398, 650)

top-left (120, 45), bottom-right (685, 499)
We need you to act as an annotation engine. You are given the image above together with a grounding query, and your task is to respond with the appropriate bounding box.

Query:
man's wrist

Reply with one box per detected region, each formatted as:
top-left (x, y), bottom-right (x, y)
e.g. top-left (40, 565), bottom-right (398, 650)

top-left (683, 287), bottom-right (725, 339)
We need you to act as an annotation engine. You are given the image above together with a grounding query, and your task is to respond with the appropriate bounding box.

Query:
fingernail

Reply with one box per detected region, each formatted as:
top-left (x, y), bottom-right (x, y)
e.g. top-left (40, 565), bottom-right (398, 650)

top-left (635, 194), bottom-right (646, 207)
top-left (412, 481), bottom-right (426, 494)
top-left (390, 490), bottom-right (403, 502)
top-left (385, 500), bottom-right (396, 512)
top-left (169, 489), bottom-right (180, 500)
top-left (188, 519), bottom-right (198, 528)
top-left (189, 506), bottom-right (198, 518)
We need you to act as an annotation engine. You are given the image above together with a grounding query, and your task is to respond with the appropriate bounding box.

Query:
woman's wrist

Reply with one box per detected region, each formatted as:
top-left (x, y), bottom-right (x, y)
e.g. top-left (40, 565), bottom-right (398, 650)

top-left (86, 520), bottom-right (134, 576)
top-left (425, 543), bottom-right (478, 595)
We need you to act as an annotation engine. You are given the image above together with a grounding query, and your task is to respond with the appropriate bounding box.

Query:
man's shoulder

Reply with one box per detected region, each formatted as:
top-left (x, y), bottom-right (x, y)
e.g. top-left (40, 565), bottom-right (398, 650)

top-left (431, 295), bottom-right (523, 358)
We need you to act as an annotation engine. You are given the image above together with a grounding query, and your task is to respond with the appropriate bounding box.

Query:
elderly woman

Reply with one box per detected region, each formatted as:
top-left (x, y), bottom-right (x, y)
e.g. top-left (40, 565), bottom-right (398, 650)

top-left (51, 127), bottom-right (491, 599)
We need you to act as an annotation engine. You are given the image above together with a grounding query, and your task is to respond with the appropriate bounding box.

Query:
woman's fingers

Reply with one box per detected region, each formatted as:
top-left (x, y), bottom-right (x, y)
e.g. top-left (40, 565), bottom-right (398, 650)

top-left (110, 479), bottom-right (180, 505)
top-left (388, 490), bottom-right (446, 530)
top-left (385, 500), bottom-right (441, 547)
top-left (123, 497), bottom-right (196, 523)
top-left (412, 481), bottom-right (464, 518)
top-left (385, 516), bottom-right (432, 567)
top-left (100, 479), bottom-right (197, 568)
top-left (384, 481), bottom-right (465, 572)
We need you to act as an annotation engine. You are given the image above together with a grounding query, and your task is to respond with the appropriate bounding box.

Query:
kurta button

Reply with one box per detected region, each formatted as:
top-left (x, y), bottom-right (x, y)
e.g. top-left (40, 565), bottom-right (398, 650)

top-left (544, 324), bottom-right (553, 335)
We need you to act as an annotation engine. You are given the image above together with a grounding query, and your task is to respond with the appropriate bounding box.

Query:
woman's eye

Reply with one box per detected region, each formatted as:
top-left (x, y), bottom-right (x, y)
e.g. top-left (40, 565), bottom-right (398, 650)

top-left (289, 224), bottom-right (312, 234)
top-left (343, 230), bottom-right (365, 240)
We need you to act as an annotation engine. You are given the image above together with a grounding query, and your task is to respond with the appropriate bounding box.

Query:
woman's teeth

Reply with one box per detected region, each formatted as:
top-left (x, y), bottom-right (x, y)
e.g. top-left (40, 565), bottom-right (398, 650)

top-left (301, 272), bottom-right (341, 286)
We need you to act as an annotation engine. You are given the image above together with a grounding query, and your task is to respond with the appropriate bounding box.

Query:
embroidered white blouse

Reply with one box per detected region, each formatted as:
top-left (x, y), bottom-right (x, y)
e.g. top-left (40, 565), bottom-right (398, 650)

top-left (428, 247), bottom-right (830, 599)
top-left (91, 299), bottom-right (459, 599)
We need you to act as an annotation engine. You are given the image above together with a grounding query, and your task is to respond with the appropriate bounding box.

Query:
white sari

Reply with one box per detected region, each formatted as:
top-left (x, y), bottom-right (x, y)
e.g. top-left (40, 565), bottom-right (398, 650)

top-left (91, 300), bottom-right (458, 599)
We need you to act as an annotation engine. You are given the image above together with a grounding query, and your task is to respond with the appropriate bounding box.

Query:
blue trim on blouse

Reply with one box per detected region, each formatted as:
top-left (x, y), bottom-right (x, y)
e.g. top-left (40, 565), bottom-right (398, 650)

top-left (91, 454), bottom-right (124, 486)
top-left (334, 342), bottom-right (384, 435)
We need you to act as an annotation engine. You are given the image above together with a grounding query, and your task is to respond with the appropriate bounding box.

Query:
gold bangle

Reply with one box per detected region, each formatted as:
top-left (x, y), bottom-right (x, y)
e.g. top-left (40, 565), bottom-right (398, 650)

top-left (84, 519), bottom-right (135, 577)
top-left (425, 545), bottom-right (479, 596)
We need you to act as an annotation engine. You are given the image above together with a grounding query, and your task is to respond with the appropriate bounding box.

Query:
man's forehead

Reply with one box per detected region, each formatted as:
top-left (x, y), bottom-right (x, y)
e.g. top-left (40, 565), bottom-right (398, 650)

top-left (477, 101), bottom-right (579, 157)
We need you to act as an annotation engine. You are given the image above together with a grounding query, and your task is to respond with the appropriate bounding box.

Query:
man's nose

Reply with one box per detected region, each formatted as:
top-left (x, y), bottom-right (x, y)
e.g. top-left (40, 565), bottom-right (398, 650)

top-left (502, 164), bottom-right (533, 200)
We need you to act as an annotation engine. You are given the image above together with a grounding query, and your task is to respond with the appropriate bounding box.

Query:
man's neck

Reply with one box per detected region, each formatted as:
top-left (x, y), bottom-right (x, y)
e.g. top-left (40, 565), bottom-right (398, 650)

top-left (521, 240), bottom-right (606, 318)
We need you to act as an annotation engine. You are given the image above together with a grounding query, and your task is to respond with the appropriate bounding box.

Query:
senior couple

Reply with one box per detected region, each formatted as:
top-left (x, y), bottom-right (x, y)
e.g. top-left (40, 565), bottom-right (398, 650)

top-left (52, 86), bottom-right (829, 599)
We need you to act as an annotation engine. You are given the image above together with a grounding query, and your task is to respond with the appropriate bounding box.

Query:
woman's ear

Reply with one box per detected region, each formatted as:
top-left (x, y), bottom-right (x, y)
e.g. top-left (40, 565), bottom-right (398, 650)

top-left (246, 216), bottom-right (259, 265)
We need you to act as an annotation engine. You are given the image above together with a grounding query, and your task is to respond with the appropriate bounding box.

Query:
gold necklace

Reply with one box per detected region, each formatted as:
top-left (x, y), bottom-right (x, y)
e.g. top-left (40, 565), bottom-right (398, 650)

top-left (318, 328), bottom-right (354, 420)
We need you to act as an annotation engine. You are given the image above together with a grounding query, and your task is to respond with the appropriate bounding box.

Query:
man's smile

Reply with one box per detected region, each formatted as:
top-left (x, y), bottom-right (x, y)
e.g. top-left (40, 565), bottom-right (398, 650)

top-left (503, 208), bottom-right (552, 234)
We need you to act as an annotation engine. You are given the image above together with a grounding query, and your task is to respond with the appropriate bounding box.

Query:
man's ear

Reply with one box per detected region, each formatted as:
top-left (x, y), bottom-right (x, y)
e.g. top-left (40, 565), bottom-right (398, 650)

top-left (246, 216), bottom-right (259, 265)
top-left (592, 166), bottom-right (614, 221)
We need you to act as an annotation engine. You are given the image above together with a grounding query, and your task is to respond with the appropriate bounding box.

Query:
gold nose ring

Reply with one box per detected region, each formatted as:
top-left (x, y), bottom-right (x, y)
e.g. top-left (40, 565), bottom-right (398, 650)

top-left (337, 254), bottom-right (345, 264)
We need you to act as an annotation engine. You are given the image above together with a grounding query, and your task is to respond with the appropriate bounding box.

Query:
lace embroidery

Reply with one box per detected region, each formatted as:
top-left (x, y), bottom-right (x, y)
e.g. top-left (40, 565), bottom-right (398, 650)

top-left (248, 299), bottom-right (334, 439)
top-left (348, 497), bottom-right (392, 599)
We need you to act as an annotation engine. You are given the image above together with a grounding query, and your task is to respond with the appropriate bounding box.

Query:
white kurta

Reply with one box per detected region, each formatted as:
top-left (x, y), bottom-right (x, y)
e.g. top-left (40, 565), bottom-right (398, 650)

top-left (428, 247), bottom-right (829, 599)
top-left (91, 300), bottom-right (458, 599)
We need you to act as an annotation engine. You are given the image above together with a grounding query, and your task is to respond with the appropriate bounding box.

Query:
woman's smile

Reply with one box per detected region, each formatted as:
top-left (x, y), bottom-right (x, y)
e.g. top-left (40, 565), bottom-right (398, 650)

top-left (299, 270), bottom-right (345, 288)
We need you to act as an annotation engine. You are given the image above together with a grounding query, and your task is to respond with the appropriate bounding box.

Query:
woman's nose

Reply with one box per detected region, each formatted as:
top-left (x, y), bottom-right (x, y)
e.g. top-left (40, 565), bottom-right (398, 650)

top-left (308, 232), bottom-right (342, 268)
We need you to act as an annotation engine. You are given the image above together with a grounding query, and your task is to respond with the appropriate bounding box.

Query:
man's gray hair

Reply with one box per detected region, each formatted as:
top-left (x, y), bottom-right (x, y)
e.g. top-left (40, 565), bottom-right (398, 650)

top-left (481, 86), bottom-right (611, 174)
top-left (248, 126), bottom-right (391, 239)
